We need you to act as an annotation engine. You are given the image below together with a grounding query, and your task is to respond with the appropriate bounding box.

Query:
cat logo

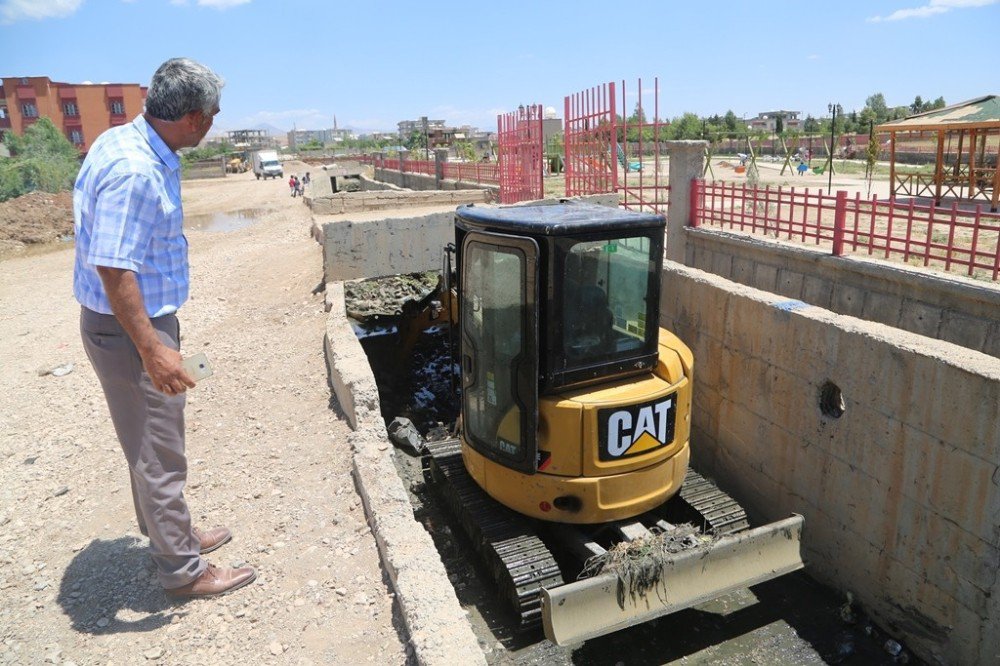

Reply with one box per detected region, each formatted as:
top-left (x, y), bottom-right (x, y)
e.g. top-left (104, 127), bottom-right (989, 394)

top-left (598, 394), bottom-right (676, 461)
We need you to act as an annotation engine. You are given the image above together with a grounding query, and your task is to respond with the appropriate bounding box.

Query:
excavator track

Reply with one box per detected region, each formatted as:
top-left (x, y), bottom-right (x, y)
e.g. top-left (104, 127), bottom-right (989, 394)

top-left (423, 440), bottom-right (754, 632)
top-left (423, 438), bottom-right (564, 631)
top-left (678, 468), bottom-right (750, 535)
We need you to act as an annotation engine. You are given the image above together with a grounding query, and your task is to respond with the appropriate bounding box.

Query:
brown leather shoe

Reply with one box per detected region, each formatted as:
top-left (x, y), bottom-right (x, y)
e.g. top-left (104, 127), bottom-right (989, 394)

top-left (166, 563), bottom-right (257, 598)
top-left (194, 526), bottom-right (232, 554)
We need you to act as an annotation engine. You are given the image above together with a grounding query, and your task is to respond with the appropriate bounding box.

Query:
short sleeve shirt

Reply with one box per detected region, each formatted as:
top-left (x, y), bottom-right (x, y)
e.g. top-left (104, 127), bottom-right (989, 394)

top-left (73, 115), bottom-right (188, 317)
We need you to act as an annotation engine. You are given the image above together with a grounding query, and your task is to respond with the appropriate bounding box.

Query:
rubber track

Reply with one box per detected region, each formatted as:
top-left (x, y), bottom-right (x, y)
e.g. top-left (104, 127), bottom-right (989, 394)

top-left (678, 468), bottom-right (750, 535)
top-left (423, 438), bottom-right (564, 631)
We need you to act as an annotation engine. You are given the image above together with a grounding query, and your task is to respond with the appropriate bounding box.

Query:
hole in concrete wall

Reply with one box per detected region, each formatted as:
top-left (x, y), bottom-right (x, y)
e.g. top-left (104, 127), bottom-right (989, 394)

top-left (819, 381), bottom-right (846, 418)
top-left (331, 175), bottom-right (363, 193)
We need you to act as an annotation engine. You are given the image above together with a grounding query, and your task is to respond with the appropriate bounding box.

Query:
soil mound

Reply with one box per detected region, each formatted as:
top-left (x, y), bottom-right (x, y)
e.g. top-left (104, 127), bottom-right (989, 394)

top-left (0, 190), bottom-right (74, 253)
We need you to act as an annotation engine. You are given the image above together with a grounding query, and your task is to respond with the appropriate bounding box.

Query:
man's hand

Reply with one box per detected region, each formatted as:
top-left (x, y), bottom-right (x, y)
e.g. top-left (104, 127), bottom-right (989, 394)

top-left (141, 344), bottom-right (196, 395)
top-left (96, 266), bottom-right (196, 395)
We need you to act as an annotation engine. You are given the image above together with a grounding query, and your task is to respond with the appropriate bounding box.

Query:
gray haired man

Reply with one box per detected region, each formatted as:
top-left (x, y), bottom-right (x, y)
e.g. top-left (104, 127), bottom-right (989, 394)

top-left (74, 58), bottom-right (256, 597)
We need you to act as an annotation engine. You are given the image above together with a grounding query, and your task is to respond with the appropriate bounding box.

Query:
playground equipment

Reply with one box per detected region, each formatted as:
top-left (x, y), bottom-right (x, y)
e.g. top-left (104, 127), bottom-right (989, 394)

top-left (617, 144), bottom-right (642, 172)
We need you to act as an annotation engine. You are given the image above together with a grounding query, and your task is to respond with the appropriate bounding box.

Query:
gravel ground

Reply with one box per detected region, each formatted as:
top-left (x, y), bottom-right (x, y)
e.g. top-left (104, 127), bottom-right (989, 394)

top-left (0, 168), bottom-right (409, 665)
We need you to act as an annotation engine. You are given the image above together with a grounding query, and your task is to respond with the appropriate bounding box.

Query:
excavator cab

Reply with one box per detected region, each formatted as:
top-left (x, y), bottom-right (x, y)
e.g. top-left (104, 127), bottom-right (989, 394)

top-left (453, 202), bottom-right (683, 522)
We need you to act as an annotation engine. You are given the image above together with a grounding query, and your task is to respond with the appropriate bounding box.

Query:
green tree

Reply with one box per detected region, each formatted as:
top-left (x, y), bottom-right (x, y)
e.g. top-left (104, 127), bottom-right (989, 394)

top-left (723, 110), bottom-right (739, 137)
top-left (803, 115), bottom-right (819, 133)
top-left (865, 93), bottom-right (889, 124)
top-left (669, 112), bottom-right (703, 140)
top-left (453, 140), bottom-right (476, 162)
top-left (931, 96), bottom-right (946, 110)
top-left (404, 130), bottom-right (424, 152)
top-left (0, 117), bottom-right (81, 202)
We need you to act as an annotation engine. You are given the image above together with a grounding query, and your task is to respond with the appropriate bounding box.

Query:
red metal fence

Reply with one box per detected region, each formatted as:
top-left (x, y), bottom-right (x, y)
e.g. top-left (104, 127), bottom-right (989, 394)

top-left (441, 161), bottom-right (498, 185)
top-left (497, 104), bottom-right (544, 204)
top-left (564, 79), bottom-right (670, 215)
top-left (360, 154), bottom-right (498, 185)
top-left (692, 180), bottom-right (1000, 280)
top-left (617, 78), bottom-right (670, 215)
top-left (401, 159), bottom-right (435, 176)
top-left (565, 82), bottom-right (617, 198)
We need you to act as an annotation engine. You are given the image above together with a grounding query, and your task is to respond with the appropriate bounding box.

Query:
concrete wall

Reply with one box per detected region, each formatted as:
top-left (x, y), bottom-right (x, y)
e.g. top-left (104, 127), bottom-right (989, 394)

top-left (309, 172), bottom-right (393, 198)
top-left (319, 211), bottom-right (454, 282)
top-left (373, 167), bottom-right (499, 199)
top-left (659, 261), bottom-right (1000, 665)
top-left (322, 283), bottom-right (486, 665)
top-left (307, 189), bottom-right (489, 216)
top-left (182, 158), bottom-right (226, 180)
top-left (685, 228), bottom-right (1000, 358)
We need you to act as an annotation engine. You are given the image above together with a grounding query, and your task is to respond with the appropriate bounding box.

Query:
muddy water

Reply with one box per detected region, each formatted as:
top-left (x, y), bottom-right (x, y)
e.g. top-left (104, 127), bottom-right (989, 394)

top-left (351, 294), bottom-right (917, 665)
top-left (185, 208), bottom-right (266, 232)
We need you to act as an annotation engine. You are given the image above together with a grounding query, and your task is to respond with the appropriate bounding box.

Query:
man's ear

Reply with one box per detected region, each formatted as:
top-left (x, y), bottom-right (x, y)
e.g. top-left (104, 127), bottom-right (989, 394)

top-left (183, 110), bottom-right (203, 130)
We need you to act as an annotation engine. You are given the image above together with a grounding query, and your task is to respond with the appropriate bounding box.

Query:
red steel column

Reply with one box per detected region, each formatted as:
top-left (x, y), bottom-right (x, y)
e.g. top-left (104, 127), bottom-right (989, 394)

top-left (689, 179), bottom-right (703, 227)
top-left (832, 190), bottom-right (848, 256)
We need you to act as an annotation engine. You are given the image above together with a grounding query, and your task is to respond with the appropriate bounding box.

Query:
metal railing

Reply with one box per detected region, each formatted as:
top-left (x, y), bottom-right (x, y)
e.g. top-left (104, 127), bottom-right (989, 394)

top-left (497, 104), bottom-right (544, 204)
top-left (359, 153), bottom-right (498, 185)
top-left (564, 78), bottom-right (671, 215)
top-left (400, 159), bottom-right (435, 176)
top-left (692, 180), bottom-right (1000, 280)
top-left (441, 161), bottom-right (498, 185)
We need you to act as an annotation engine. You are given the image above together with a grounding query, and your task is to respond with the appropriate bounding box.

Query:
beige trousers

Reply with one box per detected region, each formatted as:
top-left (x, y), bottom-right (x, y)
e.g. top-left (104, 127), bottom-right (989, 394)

top-left (80, 306), bottom-right (205, 589)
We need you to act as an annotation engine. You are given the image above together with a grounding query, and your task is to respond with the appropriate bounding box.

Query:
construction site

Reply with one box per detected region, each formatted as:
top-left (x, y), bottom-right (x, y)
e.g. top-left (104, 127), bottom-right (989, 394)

top-left (314, 84), bottom-right (1000, 665)
top-left (2, 82), bottom-right (999, 666)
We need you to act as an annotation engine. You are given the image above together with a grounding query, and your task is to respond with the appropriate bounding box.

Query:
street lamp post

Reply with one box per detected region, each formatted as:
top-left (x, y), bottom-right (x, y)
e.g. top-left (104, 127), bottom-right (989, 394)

top-left (422, 116), bottom-right (429, 161)
top-left (827, 103), bottom-right (841, 193)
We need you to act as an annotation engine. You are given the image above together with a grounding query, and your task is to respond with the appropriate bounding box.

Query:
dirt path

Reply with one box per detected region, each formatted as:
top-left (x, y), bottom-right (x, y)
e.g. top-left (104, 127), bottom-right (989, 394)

top-left (0, 167), bottom-right (408, 665)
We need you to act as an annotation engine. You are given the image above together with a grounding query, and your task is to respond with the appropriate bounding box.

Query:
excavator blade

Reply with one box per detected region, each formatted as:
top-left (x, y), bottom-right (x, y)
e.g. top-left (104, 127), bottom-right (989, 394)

top-left (542, 514), bottom-right (805, 646)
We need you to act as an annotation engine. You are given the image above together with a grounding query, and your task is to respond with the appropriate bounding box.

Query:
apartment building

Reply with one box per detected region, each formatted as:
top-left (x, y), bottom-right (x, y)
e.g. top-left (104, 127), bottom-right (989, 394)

top-left (748, 110), bottom-right (803, 133)
top-left (0, 76), bottom-right (146, 153)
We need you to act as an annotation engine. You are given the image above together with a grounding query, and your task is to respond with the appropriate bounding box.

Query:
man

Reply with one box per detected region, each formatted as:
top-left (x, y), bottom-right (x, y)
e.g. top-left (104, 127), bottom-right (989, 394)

top-left (74, 58), bottom-right (256, 598)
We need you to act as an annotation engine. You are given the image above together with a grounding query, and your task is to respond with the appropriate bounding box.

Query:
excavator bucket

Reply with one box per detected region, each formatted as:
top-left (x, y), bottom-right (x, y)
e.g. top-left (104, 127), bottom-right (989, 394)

top-left (541, 514), bottom-right (805, 646)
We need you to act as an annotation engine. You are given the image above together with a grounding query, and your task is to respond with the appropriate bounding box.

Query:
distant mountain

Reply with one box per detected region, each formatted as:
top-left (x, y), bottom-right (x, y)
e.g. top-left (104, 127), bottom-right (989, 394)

top-left (209, 122), bottom-right (287, 137)
top-left (252, 122), bottom-right (286, 136)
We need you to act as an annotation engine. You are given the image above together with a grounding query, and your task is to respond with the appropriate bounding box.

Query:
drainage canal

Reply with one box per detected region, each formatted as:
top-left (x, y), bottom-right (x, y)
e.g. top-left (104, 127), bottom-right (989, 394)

top-left (345, 273), bottom-right (919, 666)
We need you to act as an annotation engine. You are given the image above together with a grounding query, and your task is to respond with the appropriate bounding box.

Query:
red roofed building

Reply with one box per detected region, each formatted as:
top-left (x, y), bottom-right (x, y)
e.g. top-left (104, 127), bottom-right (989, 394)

top-left (0, 76), bottom-right (147, 154)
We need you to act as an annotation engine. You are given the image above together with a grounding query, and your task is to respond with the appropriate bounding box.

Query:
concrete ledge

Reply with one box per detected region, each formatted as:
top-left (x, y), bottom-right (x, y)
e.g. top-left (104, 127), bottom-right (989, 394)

top-left (308, 188), bottom-right (490, 216)
top-left (685, 227), bottom-right (1000, 357)
top-left (320, 211), bottom-right (455, 282)
top-left (323, 283), bottom-right (485, 666)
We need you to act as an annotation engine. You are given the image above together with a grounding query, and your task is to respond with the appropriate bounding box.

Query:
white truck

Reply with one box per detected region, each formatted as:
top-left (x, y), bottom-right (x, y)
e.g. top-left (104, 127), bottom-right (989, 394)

top-left (252, 150), bottom-right (283, 180)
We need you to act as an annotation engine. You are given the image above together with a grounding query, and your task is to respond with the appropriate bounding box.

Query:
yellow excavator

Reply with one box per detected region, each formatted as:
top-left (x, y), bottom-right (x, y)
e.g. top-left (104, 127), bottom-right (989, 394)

top-left (422, 201), bottom-right (803, 645)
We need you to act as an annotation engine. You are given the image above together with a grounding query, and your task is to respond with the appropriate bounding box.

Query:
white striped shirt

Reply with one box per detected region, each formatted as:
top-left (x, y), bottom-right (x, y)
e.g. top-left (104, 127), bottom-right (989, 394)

top-left (73, 115), bottom-right (188, 317)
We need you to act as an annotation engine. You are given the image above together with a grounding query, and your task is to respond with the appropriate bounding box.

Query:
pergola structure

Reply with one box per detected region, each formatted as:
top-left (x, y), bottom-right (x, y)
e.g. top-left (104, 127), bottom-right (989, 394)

top-left (878, 95), bottom-right (1000, 211)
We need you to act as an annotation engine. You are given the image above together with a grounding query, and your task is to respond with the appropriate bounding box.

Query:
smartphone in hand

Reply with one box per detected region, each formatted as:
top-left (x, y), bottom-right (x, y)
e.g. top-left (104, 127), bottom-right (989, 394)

top-left (181, 352), bottom-right (214, 382)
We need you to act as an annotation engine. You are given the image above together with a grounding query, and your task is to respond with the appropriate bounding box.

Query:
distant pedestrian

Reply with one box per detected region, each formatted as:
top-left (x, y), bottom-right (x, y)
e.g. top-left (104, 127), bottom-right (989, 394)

top-left (797, 160), bottom-right (808, 176)
top-left (289, 175), bottom-right (299, 197)
top-left (302, 172), bottom-right (310, 186)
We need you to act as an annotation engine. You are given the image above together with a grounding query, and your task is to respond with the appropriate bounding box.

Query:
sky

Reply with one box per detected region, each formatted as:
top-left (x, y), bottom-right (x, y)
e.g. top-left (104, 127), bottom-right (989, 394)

top-left (1, 0), bottom-right (998, 135)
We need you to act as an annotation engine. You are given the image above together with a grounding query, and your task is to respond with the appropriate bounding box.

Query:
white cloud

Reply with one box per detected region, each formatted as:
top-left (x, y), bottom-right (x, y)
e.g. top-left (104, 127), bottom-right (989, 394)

top-left (429, 104), bottom-right (508, 129)
top-left (868, 0), bottom-right (998, 22)
top-left (0, 0), bottom-right (82, 24)
top-left (197, 0), bottom-right (251, 7)
top-left (170, 0), bottom-right (251, 7)
top-left (346, 118), bottom-right (394, 132)
top-left (234, 108), bottom-right (329, 132)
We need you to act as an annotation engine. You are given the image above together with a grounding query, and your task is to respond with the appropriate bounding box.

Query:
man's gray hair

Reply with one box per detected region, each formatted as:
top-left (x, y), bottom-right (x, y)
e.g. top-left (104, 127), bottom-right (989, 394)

top-left (145, 58), bottom-right (224, 121)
